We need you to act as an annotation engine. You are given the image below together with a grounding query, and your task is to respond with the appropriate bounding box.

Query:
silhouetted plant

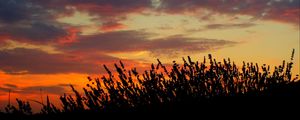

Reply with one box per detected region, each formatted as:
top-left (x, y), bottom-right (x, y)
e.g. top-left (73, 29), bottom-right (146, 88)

top-left (40, 96), bottom-right (61, 115)
top-left (52, 51), bottom-right (299, 112)
top-left (4, 99), bottom-right (32, 115)
top-left (1, 51), bottom-right (299, 117)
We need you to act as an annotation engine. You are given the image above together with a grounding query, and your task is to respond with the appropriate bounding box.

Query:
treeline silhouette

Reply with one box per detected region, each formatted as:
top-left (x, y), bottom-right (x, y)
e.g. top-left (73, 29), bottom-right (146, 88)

top-left (1, 52), bottom-right (299, 119)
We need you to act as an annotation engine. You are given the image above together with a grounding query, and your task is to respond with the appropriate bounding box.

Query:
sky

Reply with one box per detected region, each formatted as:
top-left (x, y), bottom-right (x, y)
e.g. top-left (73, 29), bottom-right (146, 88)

top-left (0, 0), bottom-right (299, 110)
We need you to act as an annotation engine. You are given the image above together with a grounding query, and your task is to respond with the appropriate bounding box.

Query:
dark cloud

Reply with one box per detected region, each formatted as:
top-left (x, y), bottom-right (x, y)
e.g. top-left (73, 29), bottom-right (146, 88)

top-left (0, 0), bottom-right (31, 23)
top-left (0, 0), bottom-right (55, 24)
top-left (1, 0), bottom-right (297, 45)
top-left (75, 1), bottom-right (149, 19)
top-left (147, 36), bottom-right (236, 57)
top-left (66, 31), bottom-right (149, 52)
top-left (3, 84), bottom-right (18, 89)
top-left (205, 23), bottom-right (256, 30)
top-left (57, 84), bottom-right (75, 87)
top-left (0, 48), bottom-right (117, 74)
top-left (0, 0), bottom-right (71, 44)
top-left (0, 87), bottom-right (10, 92)
top-left (160, 0), bottom-right (299, 24)
top-left (9, 0), bottom-right (298, 26)
top-left (148, 36), bottom-right (236, 51)
top-left (0, 84), bottom-right (19, 93)
top-left (30, 0), bottom-right (151, 16)
top-left (0, 85), bottom-right (66, 95)
top-left (0, 0), bottom-right (295, 75)
top-left (0, 22), bottom-right (68, 44)
top-left (63, 31), bottom-right (236, 56)
top-left (27, 0), bottom-right (151, 28)
top-left (21, 85), bottom-right (65, 95)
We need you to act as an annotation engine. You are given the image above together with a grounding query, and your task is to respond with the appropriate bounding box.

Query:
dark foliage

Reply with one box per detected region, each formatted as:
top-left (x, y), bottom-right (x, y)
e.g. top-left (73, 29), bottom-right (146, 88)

top-left (1, 52), bottom-right (299, 119)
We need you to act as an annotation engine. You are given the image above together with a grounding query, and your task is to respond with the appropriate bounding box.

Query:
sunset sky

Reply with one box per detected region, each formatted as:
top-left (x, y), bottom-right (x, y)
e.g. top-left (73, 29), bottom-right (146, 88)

top-left (0, 0), bottom-right (299, 109)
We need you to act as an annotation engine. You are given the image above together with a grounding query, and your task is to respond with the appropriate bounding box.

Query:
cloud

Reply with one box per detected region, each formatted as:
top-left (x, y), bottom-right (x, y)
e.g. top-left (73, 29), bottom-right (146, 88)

top-left (3, 84), bottom-right (18, 89)
top-left (0, 0), bottom-right (32, 24)
top-left (148, 35), bottom-right (236, 50)
top-left (0, 87), bottom-right (10, 92)
top-left (266, 7), bottom-right (299, 24)
top-left (205, 23), bottom-right (256, 30)
top-left (0, 0), bottom-right (295, 75)
top-left (63, 31), bottom-right (237, 57)
top-left (20, 85), bottom-right (66, 95)
top-left (0, 22), bottom-right (69, 44)
top-left (0, 48), bottom-right (118, 74)
top-left (29, 0), bottom-right (152, 27)
top-left (147, 35), bottom-right (237, 57)
top-left (0, 84), bottom-right (18, 93)
top-left (0, 84), bottom-right (18, 94)
top-left (31, 0), bottom-right (151, 16)
top-left (0, 31), bottom-right (236, 74)
top-left (57, 84), bottom-right (75, 87)
top-left (100, 22), bottom-right (127, 32)
top-left (65, 31), bottom-right (149, 52)
top-left (186, 23), bottom-right (257, 33)
top-left (1, 0), bottom-right (297, 45)
top-left (75, 1), bottom-right (150, 16)
top-left (159, 0), bottom-right (299, 25)
top-left (0, 0), bottom-right (74, 44)
top-left (30, 0), bottom-right (299, 25)
top-left (0, 0), bottom-right (56, 24)
top-left (0, 84), bottom-right (67, 95)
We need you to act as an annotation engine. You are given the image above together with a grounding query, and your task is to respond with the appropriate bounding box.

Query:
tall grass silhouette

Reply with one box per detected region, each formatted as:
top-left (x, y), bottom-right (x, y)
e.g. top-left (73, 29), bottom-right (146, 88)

top-left (1, 51), bottom-right (299, 118)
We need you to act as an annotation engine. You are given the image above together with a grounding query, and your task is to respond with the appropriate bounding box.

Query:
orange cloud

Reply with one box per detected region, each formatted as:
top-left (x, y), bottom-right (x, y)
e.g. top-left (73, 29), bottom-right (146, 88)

top-left (272, 8), bottom-right (300, 25)
top-left (58, 27), bottom-right (80, 45)
top-left (0, 35), bottom-right (10, 42)
top-left (100, 23), bottom-right (127, 32)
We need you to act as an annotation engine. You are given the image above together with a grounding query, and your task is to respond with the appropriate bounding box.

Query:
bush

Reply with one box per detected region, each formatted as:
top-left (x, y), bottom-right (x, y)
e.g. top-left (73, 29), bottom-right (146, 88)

top-left (1, 52), bottom-right (299, 118)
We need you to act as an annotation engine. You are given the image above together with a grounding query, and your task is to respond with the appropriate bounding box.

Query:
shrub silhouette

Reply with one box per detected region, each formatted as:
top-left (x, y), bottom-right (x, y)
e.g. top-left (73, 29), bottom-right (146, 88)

top-left (1, 52), bottom-right (299, 118)
top-left (5, 99), bottom-right (32, 115)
